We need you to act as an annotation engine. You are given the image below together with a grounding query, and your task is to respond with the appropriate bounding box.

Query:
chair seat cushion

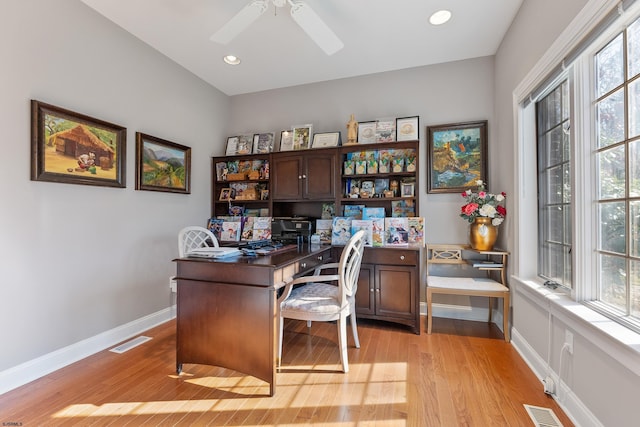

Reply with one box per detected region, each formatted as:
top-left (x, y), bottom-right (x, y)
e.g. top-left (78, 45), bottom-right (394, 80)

top-left (281, 283), bottom-right (343, 314)
top-left (427, 275), bottom-right (508, 292)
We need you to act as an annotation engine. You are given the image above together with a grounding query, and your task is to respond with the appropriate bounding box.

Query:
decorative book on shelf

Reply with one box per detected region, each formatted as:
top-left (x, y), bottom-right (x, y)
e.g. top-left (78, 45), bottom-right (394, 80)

top-left (351, 219), bottom-right (373, 247)
top-left (331, 217), bottom-right (352, 245)
top-left (384, 217), bottom-right (409, 246)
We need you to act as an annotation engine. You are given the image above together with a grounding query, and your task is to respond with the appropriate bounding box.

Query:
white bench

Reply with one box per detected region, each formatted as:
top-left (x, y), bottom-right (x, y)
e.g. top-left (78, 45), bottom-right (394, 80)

top-left (426, 244), bottom-right (510, 342)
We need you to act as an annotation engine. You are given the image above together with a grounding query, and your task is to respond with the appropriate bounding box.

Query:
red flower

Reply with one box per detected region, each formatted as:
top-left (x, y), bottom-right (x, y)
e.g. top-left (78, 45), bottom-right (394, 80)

top-left (496, 205), bottom-right (507, 217)
top-left (461, 203), bottom-right (479, 216)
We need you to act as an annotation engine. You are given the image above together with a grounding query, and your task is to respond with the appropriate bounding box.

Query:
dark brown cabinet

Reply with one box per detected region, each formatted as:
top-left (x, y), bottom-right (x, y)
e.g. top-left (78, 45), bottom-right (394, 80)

top-left (344, 246), bottom-right (421, 334)
top-left (271, 149), bottom-right (336, 201)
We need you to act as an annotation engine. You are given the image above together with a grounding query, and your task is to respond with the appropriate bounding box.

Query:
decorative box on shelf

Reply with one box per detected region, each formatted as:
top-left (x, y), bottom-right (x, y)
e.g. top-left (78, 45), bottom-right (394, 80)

top-left (227, 173), bottom-right (245, 181)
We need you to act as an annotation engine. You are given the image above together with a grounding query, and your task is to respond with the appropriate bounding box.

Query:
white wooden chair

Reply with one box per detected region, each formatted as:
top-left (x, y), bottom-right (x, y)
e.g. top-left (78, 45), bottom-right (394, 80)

top-left (278, 230), bottom-right (366, 372)
top-left (171, 226), bottom-right (220, 292)
top-left (426, 244), bottom-right (510, 342)
top-left (178, 226), bottom-right (219, 257)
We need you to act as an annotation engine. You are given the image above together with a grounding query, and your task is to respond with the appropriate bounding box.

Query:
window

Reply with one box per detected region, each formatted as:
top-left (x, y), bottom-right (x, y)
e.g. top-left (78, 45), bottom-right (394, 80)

top-left (536, 81), bottom-right (572, 289)
top-left (533, 14), bottom-right (640, 332)
top-left (592, 20), bottom-right (640, 329)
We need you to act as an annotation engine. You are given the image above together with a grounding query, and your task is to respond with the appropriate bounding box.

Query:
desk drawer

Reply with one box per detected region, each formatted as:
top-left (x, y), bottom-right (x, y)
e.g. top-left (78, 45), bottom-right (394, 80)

top-left (274, 248), bottom-right (332, 287)
top-left (362, 248), bottom-right (418, 266)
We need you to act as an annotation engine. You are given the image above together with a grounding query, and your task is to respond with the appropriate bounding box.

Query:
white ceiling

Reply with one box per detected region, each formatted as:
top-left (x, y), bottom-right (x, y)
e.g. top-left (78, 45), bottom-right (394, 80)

top-left (80, 0), bottom-right (523, 96)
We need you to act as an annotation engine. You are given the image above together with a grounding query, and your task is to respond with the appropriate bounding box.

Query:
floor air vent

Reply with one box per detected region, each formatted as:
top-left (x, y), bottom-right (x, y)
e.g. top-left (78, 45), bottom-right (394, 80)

top-left (524, 404), bottom-right (564, 427)
top-left (109, 336), bottom-right (151, 354)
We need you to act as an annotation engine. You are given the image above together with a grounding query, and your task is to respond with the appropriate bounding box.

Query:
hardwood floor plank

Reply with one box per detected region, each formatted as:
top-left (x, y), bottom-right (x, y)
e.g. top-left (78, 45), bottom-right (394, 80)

top-left (0, 317), bottom-right (575, 426)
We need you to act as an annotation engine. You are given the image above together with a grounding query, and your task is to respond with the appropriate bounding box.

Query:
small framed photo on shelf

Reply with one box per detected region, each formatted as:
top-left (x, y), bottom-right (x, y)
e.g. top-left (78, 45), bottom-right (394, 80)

top-left (396, 116), bottom-right (419, 141)
top-left (260, 189), bottom-right (269, 200)
top-left (253, 132), bottom-right (275, 153)
top-left (219, 188), bottom-right (234, 201)
top-left (375, 119), bottom-right (396, 143)
top-left (279, 130), bottom-right (294, 151)
top-left (357, 121), bottom-right (377, 144)
top-left (292, 124), bottom-right (313, 150)
top-left (401, 182), bottom-right (415, 197)
top-left (236, 134), bottom-right (253, 155)
top-left (225, 136), bottom-right (239, 155)
top-left (312, 132), bottom-right (341, 148)
top-left (427, 120), bottom-right (488, 194)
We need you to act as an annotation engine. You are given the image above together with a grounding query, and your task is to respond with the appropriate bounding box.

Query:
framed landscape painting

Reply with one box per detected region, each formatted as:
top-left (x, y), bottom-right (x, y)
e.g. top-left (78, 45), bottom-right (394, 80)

top-left (426, 120), bottom-right (487, 194)
top-left (135, 132), bottom-right (191, 194)
top-left (31, 100), bottom-right (126, 188)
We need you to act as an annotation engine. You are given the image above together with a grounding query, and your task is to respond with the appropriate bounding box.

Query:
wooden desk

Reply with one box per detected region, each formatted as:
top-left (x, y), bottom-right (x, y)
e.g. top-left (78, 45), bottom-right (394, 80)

top-left (174, 244), bottom-right (332, 396)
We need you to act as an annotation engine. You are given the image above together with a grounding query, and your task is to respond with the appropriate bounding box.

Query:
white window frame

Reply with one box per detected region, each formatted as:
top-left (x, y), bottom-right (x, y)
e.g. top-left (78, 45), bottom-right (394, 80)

top-left (513, 0), bottom-right (640, 376)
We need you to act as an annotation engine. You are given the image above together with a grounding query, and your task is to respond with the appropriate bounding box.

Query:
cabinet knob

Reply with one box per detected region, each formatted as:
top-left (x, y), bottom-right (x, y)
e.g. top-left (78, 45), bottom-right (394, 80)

top-left (298, 175), bottom-right (302, 179)
top-left (302, 174), bottom-right (307, 179)
top-left (300, 262), bottom-right (307, 269)
top-left (400, 255), bottom-right (405, 260)
top-left (375, 288), bottom-right (380, 293)
top-left (317, 255), bottom-right (323, 260)
top-left (370, 288), bottom-right (375, 292)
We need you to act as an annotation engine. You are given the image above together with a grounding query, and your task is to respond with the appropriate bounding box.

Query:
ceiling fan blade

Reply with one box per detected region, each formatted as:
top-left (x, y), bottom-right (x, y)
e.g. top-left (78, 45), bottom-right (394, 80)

top-left (289, 1), bottom-right (343, 56)
top-left (210, 0), bottom-right (269, 44)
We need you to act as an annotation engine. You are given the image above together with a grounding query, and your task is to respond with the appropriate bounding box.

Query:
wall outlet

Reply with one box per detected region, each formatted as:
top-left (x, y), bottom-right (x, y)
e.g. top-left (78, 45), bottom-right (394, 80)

top-left (565, 330), bottom-right (574, 355)
top-left (543, 376), bottom-right (555, 395)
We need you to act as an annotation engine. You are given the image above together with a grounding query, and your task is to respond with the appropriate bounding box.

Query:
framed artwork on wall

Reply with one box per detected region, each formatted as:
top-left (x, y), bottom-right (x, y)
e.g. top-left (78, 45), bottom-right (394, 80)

top-left (135, 132), bottom-right (191, 193)
top-left (426, 120), bottom-right (488, 194)
top-left (30, 100), bottom-right (126, 188)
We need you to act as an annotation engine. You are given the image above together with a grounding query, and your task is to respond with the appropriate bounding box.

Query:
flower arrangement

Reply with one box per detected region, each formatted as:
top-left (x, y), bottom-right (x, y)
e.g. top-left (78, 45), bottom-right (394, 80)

top-left (460, 180), bottom-right (506, 226)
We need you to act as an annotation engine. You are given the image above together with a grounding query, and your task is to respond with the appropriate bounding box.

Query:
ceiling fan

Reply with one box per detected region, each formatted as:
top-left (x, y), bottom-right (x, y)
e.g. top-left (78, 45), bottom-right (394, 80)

top-left (210, 0), bottom-right (344, 56)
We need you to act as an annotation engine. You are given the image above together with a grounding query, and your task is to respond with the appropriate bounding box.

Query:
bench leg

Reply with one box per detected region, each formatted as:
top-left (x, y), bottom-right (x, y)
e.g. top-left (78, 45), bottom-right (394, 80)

top-left (427, 289), bottom-right (433, 334)
top-left (503, 293), bottom-right (510, 342)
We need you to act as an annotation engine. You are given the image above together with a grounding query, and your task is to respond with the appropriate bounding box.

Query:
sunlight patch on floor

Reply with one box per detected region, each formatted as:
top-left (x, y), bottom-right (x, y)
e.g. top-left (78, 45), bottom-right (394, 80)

top-left (52, 362), bottom-right (408, 419)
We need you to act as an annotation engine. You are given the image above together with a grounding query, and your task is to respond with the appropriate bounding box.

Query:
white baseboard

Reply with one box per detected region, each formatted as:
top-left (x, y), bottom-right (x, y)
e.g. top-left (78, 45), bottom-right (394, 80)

top-left (511, 327), bottom-right (603, 427)
top-left (0, 306), bottom-right (176, 396)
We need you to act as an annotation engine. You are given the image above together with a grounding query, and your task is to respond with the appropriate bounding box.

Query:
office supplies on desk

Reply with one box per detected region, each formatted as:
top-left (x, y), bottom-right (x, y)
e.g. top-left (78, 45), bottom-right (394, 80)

top-left (188, 247), bottom-right (242, 259)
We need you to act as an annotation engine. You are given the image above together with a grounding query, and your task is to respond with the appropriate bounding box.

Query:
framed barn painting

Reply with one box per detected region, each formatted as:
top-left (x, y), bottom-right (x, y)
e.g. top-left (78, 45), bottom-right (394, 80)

top-left (135, 132), bottom-right (191, 194)
top-left (426, 120), bottom-right (487, 194)
top-left (31, 100), bottom-right (126, 187)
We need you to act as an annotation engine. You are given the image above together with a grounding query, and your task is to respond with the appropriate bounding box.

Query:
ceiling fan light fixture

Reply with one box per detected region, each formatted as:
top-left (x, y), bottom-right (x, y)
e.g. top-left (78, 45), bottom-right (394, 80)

top-left (289, 0), bottom-right (344, 55)
top-left (223, 55), bottom-right (241, 65)
top-left (429, 10), bottom-right (452, 26)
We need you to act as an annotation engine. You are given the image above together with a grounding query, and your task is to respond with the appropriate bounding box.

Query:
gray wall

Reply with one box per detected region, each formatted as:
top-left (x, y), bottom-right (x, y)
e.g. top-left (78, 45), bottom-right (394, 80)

top-left (0, 0), bottom-right (228, 381)
top-left (228, 57), bottom-right (495, 246)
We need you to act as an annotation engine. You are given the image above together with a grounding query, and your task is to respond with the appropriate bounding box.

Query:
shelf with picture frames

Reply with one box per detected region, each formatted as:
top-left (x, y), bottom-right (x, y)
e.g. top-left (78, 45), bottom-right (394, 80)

top-left (338, 140), bottom-right (419, 219)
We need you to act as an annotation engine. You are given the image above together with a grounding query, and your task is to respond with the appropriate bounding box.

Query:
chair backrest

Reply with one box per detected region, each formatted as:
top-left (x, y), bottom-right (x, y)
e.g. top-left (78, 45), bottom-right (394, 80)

top-left (338, 230), bottom-right (366, 302)
top-left (178, 226), bottom-right (219, 257)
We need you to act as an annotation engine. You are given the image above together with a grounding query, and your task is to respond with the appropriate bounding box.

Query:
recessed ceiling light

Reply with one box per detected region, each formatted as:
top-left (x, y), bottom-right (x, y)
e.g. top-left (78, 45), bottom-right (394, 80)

top-left (223, 55), bottom-right (241, 65)
top-left (429, 10), bottom-right (452, 26)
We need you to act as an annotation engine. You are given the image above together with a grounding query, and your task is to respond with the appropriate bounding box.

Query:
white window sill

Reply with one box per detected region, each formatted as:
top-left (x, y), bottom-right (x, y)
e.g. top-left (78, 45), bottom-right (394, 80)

top-left (512, 276), bottom-right (640, 376)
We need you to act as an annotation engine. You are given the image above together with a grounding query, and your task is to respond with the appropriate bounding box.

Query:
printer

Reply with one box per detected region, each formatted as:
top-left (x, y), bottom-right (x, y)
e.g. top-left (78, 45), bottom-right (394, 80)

top-left (271, 217), bottom-right (315, 243)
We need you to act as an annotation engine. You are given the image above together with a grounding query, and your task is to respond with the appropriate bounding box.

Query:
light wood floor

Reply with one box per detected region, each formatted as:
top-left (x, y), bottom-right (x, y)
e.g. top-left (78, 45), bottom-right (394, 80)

top-left (0, 317), bottom-right (574, 426)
